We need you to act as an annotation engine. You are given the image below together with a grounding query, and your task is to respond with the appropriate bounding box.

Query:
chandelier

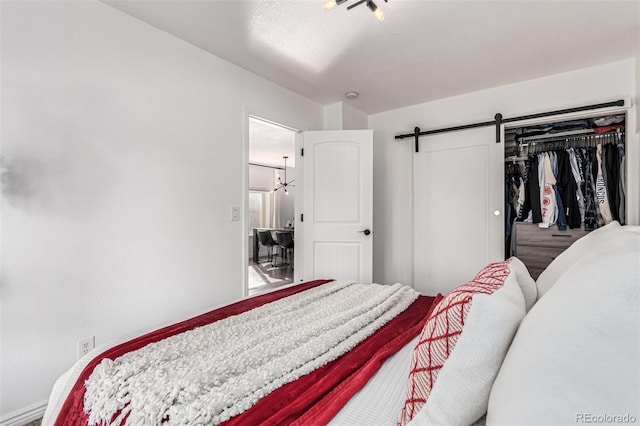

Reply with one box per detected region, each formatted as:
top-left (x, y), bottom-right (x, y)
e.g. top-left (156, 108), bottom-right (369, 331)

top-left (273, 156), bottom-right (295, 194)
top-left (322, 0), bottom-right (387, 21)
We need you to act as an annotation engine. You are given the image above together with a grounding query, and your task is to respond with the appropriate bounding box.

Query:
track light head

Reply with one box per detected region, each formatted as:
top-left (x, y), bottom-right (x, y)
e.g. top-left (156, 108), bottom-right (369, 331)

top-left (367, 0), bottom-right (385, 21)
top-left (324, 0), bottom-right (387, 20)
top-left (322, 0), bottom-right (348, 11)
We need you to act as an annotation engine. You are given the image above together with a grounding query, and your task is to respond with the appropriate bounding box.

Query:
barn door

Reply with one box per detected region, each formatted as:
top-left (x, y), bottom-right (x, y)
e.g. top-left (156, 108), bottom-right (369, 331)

top-left (413, 126), bottom-right (504, 295)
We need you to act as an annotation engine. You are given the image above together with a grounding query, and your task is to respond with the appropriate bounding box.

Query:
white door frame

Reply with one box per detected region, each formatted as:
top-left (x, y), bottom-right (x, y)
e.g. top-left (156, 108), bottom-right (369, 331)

top-left (293, 133), bottom-right (304, 282)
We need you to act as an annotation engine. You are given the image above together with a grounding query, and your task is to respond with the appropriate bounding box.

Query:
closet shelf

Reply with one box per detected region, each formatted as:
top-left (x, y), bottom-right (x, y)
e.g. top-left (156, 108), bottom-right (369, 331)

top-left (518, 128), bottom-right (594, 143)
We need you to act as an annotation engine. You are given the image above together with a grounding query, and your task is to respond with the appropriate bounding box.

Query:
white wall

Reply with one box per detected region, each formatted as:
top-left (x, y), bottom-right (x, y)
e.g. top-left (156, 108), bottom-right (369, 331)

top-left (323, 102), bottom-right (344, 130)
top-left (369, 59), bottom-right (638, 286)
top-left (342, 103), bottom-right (368, 130)
top-left (637, 28), bottom-right (640, 142)
top-left (322, 101), bottom-right (368, 130)
top-left (0, 0), bottom-right (323, 419)
top-left (636, 20), bottom-right (639, 204)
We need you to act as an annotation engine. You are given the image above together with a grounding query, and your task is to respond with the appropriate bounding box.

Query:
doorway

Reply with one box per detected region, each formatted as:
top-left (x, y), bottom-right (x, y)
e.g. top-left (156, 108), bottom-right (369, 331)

top-left (247, 116), bottom-right (297, 295)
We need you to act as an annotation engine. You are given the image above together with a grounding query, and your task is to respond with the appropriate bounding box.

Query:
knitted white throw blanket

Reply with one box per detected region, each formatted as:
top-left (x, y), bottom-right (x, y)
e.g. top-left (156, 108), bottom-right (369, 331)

top-left (84, 281), bottom-right (419, 425)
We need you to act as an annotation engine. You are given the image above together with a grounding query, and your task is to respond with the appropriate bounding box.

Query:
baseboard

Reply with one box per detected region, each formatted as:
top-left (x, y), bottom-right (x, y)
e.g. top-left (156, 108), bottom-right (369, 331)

top-left (0, 400), bottom-right (47, 426)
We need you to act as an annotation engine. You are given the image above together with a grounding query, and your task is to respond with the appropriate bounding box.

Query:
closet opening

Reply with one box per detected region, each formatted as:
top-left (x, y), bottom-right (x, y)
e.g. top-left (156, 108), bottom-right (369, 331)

top-left (505, 111), bottom-right (627, 279)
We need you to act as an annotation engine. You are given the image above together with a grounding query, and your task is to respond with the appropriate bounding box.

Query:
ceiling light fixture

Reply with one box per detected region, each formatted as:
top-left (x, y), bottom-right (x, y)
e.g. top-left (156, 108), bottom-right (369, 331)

top-left (345, 91), bottom-right (359, 99)
top-left (273, 156), bottom-right (295, 195)
top-left (322, 0), bottom-right (347, 11)
top-left (323, 0), bottom-right (387, 21)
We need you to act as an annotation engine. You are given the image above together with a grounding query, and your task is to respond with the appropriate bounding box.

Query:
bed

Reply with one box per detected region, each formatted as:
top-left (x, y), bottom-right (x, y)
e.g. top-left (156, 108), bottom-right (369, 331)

top-left (43, 221), bottom-right (640, 425)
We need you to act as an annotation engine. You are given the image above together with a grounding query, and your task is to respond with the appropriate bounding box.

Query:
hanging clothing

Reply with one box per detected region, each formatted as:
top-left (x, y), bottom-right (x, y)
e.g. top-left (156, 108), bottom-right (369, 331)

top-left (618, 143), bottom-right (626, 224)
top-left (553, 185), bottom-right (567, 230)
top-left (523, 155), bottom-right (543, 223)
top-left (550, 151), bottom-right (567, 230)
top-left (539, 153), bottom-right (557, 229)
top-left (505, 181), bottom-right (515, 239)
top-left (517, 177), bottom-right (525, 216)
top-left (568, 148), bottom-right (585, 223)
top-left (604, 143), bottom-right (620, 222)
top-left (583, 148), bottom-right (601, 231)
top-left (556, 150), bottom-right (581, 229)
top-left (595, 143), bottom-right (613, 224)
top-left (508, 118), bottom-right (626, 236)
top-left (519, 160), bottom-right (531, 221)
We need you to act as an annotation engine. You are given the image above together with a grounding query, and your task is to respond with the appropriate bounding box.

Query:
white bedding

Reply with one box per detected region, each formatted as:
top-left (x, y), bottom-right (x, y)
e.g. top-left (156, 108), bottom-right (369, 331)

top-left (44, 315), bottom-right (492, 426)
top-left (45, 336), bottom-right (421, 426)
top-left (85, 282), bottom-right (417, 425)
top-left (43, 282), bottom-right (424, 426)
top-left (332, 335), bottom-right (488, 426)
top-left (47, 344), bottom-right (492, 426)
top-left (329, 336), bottom-right (419, 425)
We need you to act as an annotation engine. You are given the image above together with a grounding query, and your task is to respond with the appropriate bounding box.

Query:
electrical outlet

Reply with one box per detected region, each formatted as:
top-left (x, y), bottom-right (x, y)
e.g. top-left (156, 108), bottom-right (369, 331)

top-left (78, 336), bottom-right (95, 359)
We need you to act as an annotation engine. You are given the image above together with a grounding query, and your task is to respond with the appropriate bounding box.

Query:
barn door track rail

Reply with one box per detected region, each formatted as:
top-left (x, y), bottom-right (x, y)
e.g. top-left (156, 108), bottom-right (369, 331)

top-left (395, 99), bottom-right (625, 152)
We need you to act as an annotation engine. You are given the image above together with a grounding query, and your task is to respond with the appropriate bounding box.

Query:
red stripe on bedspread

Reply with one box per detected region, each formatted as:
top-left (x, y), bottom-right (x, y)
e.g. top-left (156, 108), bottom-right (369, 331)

top-left (55, 280), bottom-right (332, 426)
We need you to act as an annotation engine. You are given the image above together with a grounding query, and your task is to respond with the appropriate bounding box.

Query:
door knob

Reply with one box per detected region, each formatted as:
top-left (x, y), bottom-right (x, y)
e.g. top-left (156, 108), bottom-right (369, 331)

top-left (358, 229), bottom-right (371, 236)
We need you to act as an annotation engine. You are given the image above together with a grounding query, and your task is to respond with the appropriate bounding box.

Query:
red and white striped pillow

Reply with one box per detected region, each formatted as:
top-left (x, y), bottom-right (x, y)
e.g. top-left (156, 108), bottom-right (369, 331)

top-left (398, 258), bottom-right (534, 425)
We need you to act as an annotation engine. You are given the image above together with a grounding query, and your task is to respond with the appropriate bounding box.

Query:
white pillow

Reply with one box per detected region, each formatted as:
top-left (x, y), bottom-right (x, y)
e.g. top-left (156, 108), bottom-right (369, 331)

top-left (536, 221), bottom-right (639, 299)
top-left (487, 227), bottom-right (640, 425)
top-left (398, 259), bottom-right (531, 426)
top-left (510, 257), bottom-right (537, 312)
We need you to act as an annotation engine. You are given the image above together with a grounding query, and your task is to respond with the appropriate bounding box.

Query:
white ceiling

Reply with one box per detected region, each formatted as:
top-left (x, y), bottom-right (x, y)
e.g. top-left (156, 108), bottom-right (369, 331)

top-left (103, 0), bottom-right (639, 115)
top-left (248, 117), bottom-right (297, 168)
top-left (102, 0), bottom-right (639, 165)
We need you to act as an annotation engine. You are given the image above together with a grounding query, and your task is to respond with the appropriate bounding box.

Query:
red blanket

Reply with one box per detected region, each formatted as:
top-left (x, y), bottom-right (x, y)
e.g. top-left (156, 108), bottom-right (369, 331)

top-left (55, 280), bottom-right (439, 425)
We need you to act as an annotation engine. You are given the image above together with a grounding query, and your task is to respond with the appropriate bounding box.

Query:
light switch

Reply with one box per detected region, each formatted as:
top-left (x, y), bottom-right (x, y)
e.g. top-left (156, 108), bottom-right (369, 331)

top-left (231, 206), bottom-right (240, 221)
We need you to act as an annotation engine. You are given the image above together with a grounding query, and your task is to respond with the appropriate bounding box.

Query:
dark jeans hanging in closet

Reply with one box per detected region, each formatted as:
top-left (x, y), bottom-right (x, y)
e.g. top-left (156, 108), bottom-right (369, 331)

top-left (617, 144), bottom-right (626, 224)
top-left (556, 150), bottom-right (581, 229)
top-left (604, 143), bottom-right (621, 223)
top-left (526, 155), bottom-right (542, 223)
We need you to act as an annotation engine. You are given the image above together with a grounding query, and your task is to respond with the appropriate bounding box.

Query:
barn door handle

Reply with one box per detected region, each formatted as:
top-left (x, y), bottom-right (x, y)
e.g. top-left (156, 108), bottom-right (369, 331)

top-left (358, 229), bottom-right (371, 236)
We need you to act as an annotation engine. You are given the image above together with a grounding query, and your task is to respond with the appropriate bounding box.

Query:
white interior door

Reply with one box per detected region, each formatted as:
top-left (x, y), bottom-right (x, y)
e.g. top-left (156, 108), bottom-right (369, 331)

top-left (413, 126), bottom-right (504, 295)
top-left (295, 130), bottom-right (373, 283)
